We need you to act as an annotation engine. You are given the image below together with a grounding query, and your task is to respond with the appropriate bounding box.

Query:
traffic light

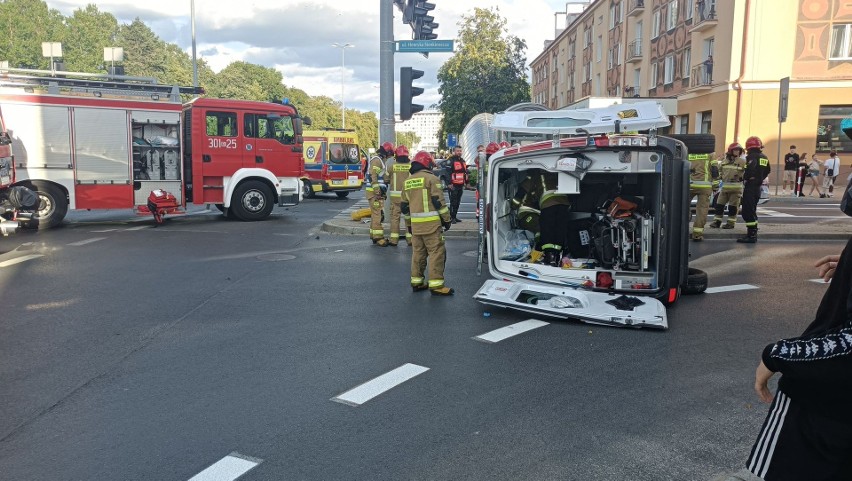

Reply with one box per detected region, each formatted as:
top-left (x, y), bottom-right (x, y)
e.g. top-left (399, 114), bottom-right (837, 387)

top-left (400, 67), bottom-right (424, 121)
top-left (413, 1), bottom-right (438, 40)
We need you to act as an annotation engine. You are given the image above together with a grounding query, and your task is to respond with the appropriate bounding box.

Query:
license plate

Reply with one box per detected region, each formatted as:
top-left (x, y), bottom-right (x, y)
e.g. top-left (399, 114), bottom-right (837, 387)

top-left (332, 180), bottom-right (344, 185)
top-left (348, 176), bottom-right (359, 183)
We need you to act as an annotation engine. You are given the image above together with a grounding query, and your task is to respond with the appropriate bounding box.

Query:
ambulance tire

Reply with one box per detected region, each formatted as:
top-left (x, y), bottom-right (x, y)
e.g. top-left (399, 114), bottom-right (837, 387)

top-left (302, 180), bottom-right (315, 199)
top-left (23, 182), bottom-right (68, 230)
top-left (667, 134), bottom-right (716, 155)
top-left (681, 267), bottom-right (708, 295)
top-left (335, 191), bottom-right (349, 199)
top-left (231, 180), bottom-right (274, 221)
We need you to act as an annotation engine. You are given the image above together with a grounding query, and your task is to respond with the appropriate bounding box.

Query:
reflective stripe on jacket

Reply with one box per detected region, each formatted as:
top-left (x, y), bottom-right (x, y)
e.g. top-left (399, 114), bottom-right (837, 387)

top-left (401, 170), bottom-right (450, 235)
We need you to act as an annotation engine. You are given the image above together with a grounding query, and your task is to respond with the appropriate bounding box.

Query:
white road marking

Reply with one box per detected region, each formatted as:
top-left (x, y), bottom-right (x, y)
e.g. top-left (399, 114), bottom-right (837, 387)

top-left (705, 284), bottom-right (760, 294)
top-left (91, 229), bottom-right (119, 233)
top-left (67, 237), bottom-right (106, 246)
top-left (474, 319), bottom-right (550, 344)
top-left (809, 278), bottom-right (831, 284)
top-left (188, 453), bottom-right (261, 481)
top-left (124, 225), bottom-right (150, 231)
top-left (332, 363), bottom-right (429, 406)
top-left (756, 209), bottom-right (794, 217)
top-left (0, 255), bottom-right (43, 267)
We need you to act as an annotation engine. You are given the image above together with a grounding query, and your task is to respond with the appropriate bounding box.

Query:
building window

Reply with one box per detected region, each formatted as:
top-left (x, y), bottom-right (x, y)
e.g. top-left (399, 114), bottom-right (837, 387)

top-left (652, 10), bottom-right (661, 38)
top-left (699, 110), bottom-right (712, 133)
top-left (617, 43), bottom-right (622, 66)
top-left (816, 105), bottom-right (852, 153)
top-left (678, 114), bottom-right (689, 134)
top-left (664, 55), bottom-right (675, 84)
top-left (595, 73), bottom-right (602, 95)
top-left (609, 3), bottom-right (622, 29)
top-left (667, 1), bottom-right (679, 31)
top-left (585, 28), bottom-right (593, 47)
top-left (685, 0), bottom-right (694, 20)
top-left (651, 62), bottom-right (659, 87)
top-left (633, 68), bottom-right (641, 93)
top-left (830, 24), bottom-right (852, 60)
top-left (608, 48), bottom-right (615, 69)
top-left (683, 47), bottom-right (691, 78)
top-left (596, 35), bottom-right (603, 62)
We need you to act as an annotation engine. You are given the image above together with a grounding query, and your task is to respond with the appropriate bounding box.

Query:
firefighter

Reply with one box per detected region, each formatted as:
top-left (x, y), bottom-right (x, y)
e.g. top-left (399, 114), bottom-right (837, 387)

top-left (401, 151), bottom-right (454, 296)
top-left (447, 146), bottom-right (468, 223)
top-left (385, 144), bottom-right (412, 246)
top-left (365, 142), bottom-right (393, 246)
top-left (710, 142), bottom-right (747, 229)
top-left (737, 136), bottom-right (771, 243)
top-left (688, 151), bottom-right (720, 242)
top-left (511, 169), bottom-right (570, 267)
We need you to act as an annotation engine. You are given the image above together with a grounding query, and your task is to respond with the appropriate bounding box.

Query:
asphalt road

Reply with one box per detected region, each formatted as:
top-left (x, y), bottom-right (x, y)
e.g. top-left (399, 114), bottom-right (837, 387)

top-left (0, 193), bottom-right (847, 481)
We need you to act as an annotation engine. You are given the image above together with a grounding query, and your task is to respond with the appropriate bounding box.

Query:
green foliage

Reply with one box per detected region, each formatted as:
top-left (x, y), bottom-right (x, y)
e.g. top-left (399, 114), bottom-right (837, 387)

top-left (437, 7), bottom-right (531, 149)
top-left (396, 131), bottom-right (420, 150)
top-left (63, 5), bottom-right (119, 73)
top-left (0, 0), bottom-right (66, 69)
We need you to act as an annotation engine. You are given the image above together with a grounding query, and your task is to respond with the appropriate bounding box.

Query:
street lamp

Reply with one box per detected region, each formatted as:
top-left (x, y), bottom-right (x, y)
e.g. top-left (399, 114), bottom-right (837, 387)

top-left (331, 42), bottom-right (354, 129)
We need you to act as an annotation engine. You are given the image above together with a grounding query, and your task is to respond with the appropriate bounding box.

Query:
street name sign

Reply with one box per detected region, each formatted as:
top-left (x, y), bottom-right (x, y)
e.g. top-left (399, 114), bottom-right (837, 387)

top-left (397, 40), bottom-right (454, 53)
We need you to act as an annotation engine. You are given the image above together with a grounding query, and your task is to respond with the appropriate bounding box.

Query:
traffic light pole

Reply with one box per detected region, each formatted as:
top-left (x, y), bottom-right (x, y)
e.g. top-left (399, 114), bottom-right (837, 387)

top-left (379, 0), bottom-right (395, 146)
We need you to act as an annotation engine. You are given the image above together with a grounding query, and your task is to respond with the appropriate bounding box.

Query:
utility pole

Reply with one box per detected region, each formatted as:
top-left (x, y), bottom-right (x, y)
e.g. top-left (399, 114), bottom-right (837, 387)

top-left (380, 0), bottom-right (395, 145)
top-left (191, 0), bottom-right (197, 88)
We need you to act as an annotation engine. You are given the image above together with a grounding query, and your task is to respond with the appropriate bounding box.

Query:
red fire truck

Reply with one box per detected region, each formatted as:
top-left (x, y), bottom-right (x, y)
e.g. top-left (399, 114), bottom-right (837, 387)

top-left (0, 107), bottom-right (37, 236)
top-left (0, 69), bottom-right (307, 228)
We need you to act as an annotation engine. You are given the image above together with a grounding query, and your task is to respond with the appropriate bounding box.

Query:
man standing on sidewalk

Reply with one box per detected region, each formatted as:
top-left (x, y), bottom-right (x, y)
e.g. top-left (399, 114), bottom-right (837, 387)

top-left (782, 145), bottom-right (799, 195)
top-left (823, 151), bottom-right (841, 197)
top-left (447, 146), bottom-right (468, 224)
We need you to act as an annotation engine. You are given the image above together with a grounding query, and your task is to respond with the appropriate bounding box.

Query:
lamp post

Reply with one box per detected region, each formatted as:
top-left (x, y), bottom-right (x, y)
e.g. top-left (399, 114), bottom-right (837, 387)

top-left (191, 0), bottom-right (198, 88)
top-left (332, 42), bottom-right (354, 129)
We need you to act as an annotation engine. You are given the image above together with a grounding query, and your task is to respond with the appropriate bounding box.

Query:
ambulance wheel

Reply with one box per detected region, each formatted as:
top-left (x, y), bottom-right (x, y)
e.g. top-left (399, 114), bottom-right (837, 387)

top-left (335, 191), bottom-right (349, 199)
top-left (302, 181), bottom-right (315, 199)
top-left (24, 183), bottom-right (68, 229)
top-left (667, 134), bottom-right (716, 155)
top-left (232, 180), bottom-right (274, 221)
top-left (681, 267), bottom-right (708, 295)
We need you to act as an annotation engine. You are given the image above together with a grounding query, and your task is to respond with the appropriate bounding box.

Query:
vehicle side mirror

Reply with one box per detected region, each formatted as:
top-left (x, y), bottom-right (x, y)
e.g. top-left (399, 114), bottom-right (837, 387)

top-left (0, 132), bottom-right (11, 146)
top-left (302, 116), bottom-right (312, 126)
top-left (293, 118), bottom-right (303, 136)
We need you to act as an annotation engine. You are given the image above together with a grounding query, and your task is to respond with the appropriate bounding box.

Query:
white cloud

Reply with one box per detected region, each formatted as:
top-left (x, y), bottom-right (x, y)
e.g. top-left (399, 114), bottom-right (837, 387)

top-left (46, 0), bottom-right (566, 113)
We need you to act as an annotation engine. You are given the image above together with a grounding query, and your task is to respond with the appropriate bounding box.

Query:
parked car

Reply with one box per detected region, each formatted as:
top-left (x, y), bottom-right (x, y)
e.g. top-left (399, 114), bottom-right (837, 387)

top-left (434, 158), bottom-right (452, 190)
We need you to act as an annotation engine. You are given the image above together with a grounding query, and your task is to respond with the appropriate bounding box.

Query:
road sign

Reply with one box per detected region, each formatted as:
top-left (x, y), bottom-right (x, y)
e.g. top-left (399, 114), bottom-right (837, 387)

top-left (397, 40), bottom-right (454, 53)
top-left (447, 133), bottom-right (458, 148)
top-left (778, 77), bottom-right (789, 123)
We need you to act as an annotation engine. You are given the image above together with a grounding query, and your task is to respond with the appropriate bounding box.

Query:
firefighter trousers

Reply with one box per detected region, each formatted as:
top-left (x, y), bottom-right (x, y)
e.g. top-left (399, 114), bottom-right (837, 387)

top-left (540, 204), bottom-right (570, 253)
top-left (388, 197), bottom-right (411, 245)
top-left (410, 228), bottom-right (446, 289)
top-left (690, 186), bottom-right (712, 235)
top-left (369, 193), bottom-right (385, 240)
top-left (741, 183), bottom-right (761, 228)
top-left (714, 188), bottom-right (742, 225)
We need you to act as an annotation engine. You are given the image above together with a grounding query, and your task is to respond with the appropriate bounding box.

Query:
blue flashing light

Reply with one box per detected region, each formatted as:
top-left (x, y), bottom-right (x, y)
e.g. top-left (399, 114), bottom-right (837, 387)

top-left (282, 98), bottom-right (290, 105)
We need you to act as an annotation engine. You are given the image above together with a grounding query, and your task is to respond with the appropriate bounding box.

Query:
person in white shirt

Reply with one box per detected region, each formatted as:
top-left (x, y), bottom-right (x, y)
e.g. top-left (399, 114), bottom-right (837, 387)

top-left (823, 151), bottom-right (841, 197)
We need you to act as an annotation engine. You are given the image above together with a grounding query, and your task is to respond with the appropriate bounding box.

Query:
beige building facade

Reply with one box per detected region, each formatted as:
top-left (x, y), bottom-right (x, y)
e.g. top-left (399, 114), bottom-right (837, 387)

top-left (531, 0), bottom-right (852, 166)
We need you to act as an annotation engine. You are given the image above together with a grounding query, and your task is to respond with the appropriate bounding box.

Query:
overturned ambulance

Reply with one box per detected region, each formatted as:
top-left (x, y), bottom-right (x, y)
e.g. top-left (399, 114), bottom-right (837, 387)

top-left (473, 102), bottom-right (707, 329)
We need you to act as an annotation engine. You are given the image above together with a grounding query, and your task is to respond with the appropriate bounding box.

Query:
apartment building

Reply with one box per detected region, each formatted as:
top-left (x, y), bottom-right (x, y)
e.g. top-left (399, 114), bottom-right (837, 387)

top-left (396, 110), bottom-right (443, 152)
top-left (531, 0), bottom-right (852, 158)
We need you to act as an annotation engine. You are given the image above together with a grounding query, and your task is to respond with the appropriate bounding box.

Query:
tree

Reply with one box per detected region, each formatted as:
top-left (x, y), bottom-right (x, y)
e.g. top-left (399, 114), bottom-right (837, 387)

top-left (436, 7), bottom-right (530, 149)
top-left (207, 61), bottom-right (286, 102)
top-left (396, 131), bottom-right (421, 151)
top-left (63, 5), bottom-right (119, 74)
top-left (0, 0), bottom-right (66, 69)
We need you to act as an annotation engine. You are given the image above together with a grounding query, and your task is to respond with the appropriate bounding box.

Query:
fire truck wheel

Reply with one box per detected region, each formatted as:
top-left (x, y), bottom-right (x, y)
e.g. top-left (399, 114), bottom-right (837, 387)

top-left (302, 181), bottom-right (315, 198)
top-left (335, 191), bottom-right (349, 199)
top-left (24, 183), bottom-right (68, 229)
top-left (231, 180), bottom-right (274, 221)
top-left (681, 267), bottom-right (708, 295)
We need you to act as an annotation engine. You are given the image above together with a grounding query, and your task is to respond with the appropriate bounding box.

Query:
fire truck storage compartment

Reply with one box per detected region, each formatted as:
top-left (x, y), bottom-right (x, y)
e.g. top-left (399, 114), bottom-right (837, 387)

top-left (492, 155), bottom-right (662, 293)
top-left (132, 111), bottom-right (182, 206)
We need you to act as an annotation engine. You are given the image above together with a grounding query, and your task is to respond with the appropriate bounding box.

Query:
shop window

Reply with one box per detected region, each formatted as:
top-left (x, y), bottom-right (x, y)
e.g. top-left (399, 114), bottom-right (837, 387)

top-left (817, 105), bottom-right (852, 153)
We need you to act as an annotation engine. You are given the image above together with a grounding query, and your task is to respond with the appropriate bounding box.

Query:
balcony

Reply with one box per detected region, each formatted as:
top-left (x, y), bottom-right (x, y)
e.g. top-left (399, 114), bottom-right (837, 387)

top-left (628, 0), bottom-right (645, 17)
top-left (691, 63), bottom-right (713, 89)
top-left (627, 40), bottom-right (642, 63)
top-left (691, 1), bottom-right (717, 32)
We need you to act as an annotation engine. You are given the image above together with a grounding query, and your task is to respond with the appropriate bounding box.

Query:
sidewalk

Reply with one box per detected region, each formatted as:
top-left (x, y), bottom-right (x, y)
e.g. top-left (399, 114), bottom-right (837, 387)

top-left (321, 195), bottom-right (852, 240)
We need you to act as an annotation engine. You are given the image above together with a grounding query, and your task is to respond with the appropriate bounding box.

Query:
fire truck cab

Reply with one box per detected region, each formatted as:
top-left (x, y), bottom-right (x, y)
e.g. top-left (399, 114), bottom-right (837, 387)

top-left (0, 69), bottom-right (306, 227)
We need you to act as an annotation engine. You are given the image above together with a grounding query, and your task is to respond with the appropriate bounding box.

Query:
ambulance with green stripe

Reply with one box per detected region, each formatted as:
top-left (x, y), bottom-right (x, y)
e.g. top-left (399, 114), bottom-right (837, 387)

top-left (301, 129), bottom-right (364, 198)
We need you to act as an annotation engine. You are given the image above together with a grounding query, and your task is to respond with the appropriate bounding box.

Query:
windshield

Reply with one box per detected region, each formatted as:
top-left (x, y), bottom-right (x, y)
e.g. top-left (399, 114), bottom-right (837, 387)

top-left (329, 143), bottom-right (361, 164)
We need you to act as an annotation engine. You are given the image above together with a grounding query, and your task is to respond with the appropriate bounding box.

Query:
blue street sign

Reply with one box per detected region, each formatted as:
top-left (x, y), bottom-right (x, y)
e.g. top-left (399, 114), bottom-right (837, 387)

top-left (397, 40), bottom-right (454, 53)
top-left (447, 133), bottom-right (458, 148)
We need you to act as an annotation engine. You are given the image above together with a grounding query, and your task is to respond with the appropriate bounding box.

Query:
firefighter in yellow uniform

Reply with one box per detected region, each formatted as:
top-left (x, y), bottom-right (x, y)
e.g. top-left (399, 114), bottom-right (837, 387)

top-left (366, 142), bottom-right (394, 246)
top-left (511, 169), bottom-right (571, 266)
top-left (688, 152), bottom-right (720, 242)
top-left (710, 142), bottom-right (747, 229)
top-left (385, 144), bottom-right (412, 246)
top-left (401, 151), bottom-right (454, 296)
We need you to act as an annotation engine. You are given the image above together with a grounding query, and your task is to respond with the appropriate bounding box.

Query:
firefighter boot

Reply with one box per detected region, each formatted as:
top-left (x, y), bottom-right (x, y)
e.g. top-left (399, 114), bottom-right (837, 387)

top-left (722, 222), bottom-right (735, 229)
top-left (411, 283), bottom-right (429, 292)
top-left (709, 219), bottom-right (722, 228)
top-left (736, 226), bottom-right (758, 243)
top-left (373, 238), bottom-right (389, 247)
top-left (430, 286), bottom-right (455, 296)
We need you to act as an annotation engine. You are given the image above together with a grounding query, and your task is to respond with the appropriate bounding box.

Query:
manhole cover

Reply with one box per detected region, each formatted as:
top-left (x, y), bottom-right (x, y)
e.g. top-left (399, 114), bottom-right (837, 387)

top-left (462, 250), bottom-right (479, 258)
top-left (257, 254), bottom-right (296, 262)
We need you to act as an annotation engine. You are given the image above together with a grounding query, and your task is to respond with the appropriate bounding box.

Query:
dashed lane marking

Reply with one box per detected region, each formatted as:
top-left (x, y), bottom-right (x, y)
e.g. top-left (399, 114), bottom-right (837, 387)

top-left (705, 284), bottom-right (760, 294)
top-left (332, 363), bottom-right (430, 407)
top-left (755, 209), bottom-right (794, 217)
top-left (90, 229), bottom-right (119, 233)
top-left (809, 278), bottom-right (831, 284)
top-left (474, 320), bottom-right (550, 344)
top-left (124, 225), bottom-right (150, 231)
top-left (67, 237), bottom-right (106, 246)
top-left (187, 452), bottom-right (262, 481)
top-left (0, 255), bottom-right (43, 268)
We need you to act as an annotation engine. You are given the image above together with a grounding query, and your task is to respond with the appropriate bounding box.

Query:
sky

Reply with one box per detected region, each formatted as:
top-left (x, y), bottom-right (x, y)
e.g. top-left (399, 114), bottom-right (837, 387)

top-left (47, 0), bottom-right (570, 114)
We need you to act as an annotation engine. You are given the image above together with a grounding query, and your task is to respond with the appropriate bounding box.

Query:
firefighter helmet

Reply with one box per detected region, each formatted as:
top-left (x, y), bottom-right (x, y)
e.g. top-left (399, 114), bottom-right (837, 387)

top-left (380, 141), bottom-right (395, 157)
top-left (412, 150), bottom-right (434, 169)
top-left (516, 206), bottom-right (541, 233)
top-left (499, 141), bottom-right (511, 149)
top-left (395, 145), bottom-right (409, 157)
top-left (485, 142), bottom-right (500, 155)
top-left (726, 142), bottom-right (744, 155)
top-left (745, 136), bottom-right (764, 150)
